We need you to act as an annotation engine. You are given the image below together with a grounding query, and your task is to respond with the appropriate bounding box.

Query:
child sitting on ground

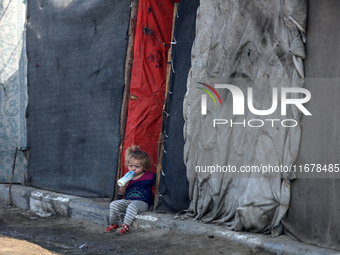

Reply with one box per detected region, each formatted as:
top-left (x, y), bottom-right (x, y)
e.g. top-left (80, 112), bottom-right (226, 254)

top-left (105, 145), bottom-right (156, 234)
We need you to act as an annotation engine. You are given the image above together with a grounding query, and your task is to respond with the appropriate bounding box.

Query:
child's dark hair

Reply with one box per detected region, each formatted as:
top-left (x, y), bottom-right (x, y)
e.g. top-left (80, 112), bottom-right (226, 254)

top-left (125, 145), bottom-right (151, 171)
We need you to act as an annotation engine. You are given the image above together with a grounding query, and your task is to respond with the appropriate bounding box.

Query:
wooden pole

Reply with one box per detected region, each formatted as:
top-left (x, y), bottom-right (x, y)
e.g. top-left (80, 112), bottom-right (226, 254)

top-left (114, 0), bottom-right (139, 201)
top-left (154, 2), bottom-right (179, 210)
top-left (9, 147), bottom-right (18, 206)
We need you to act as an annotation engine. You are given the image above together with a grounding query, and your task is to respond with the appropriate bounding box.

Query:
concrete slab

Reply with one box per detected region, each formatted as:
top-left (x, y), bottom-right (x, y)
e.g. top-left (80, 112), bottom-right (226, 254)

top-left (29, 190), bottom-right (78, 217)
top-left (0, 184), bottom-right (34, 210)
top-left (68, 197), bottom-right (110, 226)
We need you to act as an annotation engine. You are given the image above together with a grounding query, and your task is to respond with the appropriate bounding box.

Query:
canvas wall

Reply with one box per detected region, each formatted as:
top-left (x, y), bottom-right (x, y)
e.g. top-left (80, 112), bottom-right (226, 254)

top-left (158, 0), bottom-right (199, 212)
top-left (283, 0), bottom-right (340, 250)
top-left (26, 0), bottom-right (130, 198)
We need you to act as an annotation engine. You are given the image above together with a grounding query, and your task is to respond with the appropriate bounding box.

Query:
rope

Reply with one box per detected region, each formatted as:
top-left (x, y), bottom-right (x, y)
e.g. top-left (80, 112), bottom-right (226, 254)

top-left (128, 18), bottom-right (136, 37)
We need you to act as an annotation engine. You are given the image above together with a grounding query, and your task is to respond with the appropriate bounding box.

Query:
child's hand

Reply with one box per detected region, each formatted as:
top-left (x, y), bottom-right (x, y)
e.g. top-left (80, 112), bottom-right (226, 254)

top-left (117, 182), bottom-right (129, 195)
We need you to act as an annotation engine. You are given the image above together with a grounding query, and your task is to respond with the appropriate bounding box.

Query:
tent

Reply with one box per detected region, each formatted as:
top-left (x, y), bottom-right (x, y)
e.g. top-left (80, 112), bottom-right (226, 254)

top-left (1, 0), bottom-right (340, 251)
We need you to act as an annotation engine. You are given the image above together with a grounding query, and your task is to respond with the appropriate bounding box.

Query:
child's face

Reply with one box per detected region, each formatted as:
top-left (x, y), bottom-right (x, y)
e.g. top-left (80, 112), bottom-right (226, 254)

top-left (128, 157), bottom-right (144, 176)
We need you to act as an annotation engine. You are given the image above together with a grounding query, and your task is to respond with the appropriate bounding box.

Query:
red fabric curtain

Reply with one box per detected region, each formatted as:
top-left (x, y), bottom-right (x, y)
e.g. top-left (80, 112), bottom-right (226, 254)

top-left (122, 0), bottom-right (175, 175)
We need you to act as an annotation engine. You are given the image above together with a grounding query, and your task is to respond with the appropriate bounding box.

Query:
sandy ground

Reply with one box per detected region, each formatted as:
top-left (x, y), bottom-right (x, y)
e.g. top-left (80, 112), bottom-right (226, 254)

top-left (0, 205), bottom-right (275, 255)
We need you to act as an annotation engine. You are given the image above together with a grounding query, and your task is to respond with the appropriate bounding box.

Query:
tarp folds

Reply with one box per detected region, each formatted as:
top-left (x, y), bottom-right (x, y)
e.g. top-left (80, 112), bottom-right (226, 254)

top-left (122, 0), bottom-right (175, 175)
top-left (283, 0), bottom-right (340, 250)
top-left (0, 0), bottom-right (27, 184)
top-left (26, 0), bottom-right (130, 197)
top-left (183, 0), bottom-right (306, 236)
top-left (158, 0), bottom-right (199, 212)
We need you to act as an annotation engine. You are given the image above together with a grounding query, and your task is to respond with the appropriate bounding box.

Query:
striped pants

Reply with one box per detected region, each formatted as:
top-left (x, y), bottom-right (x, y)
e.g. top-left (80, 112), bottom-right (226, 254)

top-left (109, 199), bottom-right (149, 226)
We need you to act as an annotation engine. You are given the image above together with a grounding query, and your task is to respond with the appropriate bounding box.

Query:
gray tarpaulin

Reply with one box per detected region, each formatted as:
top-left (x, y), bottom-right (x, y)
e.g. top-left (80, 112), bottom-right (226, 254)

top-left (26, 0), bottom-right (130, 197)
top-left (183, 0), bottom-right (307, 236)
top-left (0, 0), bottom-right (27, 184)
top-left (283, 0), bottom-right (340, 250)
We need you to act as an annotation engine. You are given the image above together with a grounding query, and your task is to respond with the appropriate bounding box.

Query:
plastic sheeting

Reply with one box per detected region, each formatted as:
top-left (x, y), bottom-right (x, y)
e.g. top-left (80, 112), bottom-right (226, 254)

top-left (0, 0), bottom-right (27, 184)
top-left (26, 0), bottom-right (130, 197)
top-left (158, 0), bottom-right (199, 212)
top-left (283, 0), bottom-right (340, 250)
top-left (183, 0), bottom-right (307, 236)
top-left (121, 0), bottom-right (175, 175)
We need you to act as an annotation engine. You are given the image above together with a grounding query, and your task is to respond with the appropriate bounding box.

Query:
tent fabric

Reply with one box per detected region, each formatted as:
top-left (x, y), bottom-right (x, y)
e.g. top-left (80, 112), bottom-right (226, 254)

top-left (283, 0), bottom-right (340, 250)
top-left (0, 0), bottom-right (27, 184)
top-left (26, 0), bottom-right (130, 198)
top-left (183, 0), bottom-right (306, 236)
top-left (158, 0), bottom-right (199, 212)
top-left (121, 0), bottom-right (175, 175)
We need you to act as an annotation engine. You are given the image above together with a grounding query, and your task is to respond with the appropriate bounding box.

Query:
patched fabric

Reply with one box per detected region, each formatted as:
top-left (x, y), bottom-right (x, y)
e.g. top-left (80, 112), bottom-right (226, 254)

top-left (0, 0), bottom-right (27, 184)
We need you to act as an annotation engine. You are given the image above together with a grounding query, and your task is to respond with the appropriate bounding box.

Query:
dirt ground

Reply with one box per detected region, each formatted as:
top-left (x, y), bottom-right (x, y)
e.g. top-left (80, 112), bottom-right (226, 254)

top-left (0, 205), bottom-right (275, 255)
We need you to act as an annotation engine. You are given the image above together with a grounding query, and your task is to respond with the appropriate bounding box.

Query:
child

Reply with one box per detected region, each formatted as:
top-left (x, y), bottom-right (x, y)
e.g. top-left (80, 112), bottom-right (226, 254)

top-left (105, 145), bottom-right (156, 234)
